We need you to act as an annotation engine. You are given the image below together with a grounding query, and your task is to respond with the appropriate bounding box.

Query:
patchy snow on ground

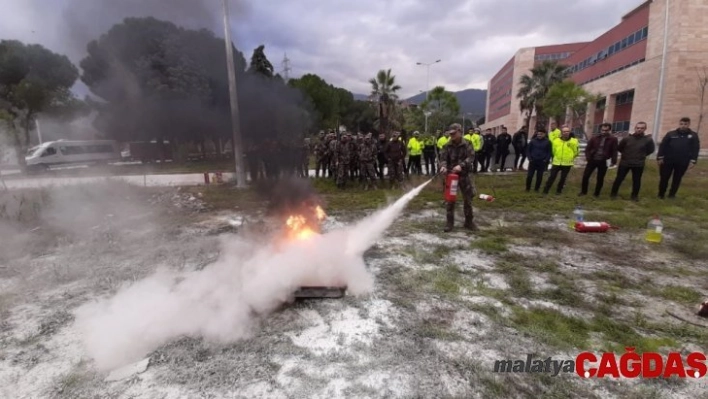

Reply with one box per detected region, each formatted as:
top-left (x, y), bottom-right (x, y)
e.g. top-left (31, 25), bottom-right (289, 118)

top-left (450, 250), bottom-right (496, 272)
top-left (285, 306), bottom-right (378, 358)
top-left (475, 273), bottom-right (510, 290)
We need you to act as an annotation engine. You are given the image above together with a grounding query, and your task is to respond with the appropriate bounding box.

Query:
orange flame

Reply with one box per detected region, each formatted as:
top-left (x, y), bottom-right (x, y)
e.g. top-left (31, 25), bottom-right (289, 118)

top-left (314, 205), bottom-right (326, 221)
top-left (285, 205), bottom-right (327, 241)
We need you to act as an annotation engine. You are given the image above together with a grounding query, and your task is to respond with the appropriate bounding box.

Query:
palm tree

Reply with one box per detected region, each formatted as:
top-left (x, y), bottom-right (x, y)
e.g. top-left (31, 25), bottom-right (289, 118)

top-left (369, 69), bottom-right (401, 136)
top-left (516, 60), bottom-right (570, 129)
top-left (421, 86), bottom-right (460, 132)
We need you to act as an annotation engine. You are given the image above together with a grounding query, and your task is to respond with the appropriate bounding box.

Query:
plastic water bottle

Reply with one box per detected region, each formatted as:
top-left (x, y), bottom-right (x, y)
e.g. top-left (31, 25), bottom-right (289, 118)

top-left (570, 205), bottom-right (584, 229)
top-left (645, 215), bottom-right (663, 243)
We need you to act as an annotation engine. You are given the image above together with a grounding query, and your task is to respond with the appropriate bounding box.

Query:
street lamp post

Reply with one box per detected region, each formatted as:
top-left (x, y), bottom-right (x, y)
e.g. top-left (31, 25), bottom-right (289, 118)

top-left (424, 111), bottom-right (432, 134)
top-left (221, 0), bottom-right (247, 188)
top-left (461, 112), bottom-right (473, 133)
top-left (35, 117), bottom-right (43, 144)
top-left (416, 59), bottom-right (441, 101)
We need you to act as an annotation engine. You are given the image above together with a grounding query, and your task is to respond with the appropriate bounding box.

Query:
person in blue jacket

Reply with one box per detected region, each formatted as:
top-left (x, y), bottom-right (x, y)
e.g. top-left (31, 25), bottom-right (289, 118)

top-left (525, 128), bottom-right (552, 192)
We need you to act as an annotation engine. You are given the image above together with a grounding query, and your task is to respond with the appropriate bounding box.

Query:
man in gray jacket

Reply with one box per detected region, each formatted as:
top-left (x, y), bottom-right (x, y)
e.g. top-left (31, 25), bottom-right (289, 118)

top-left (609, 121), bottom-right (655, 201)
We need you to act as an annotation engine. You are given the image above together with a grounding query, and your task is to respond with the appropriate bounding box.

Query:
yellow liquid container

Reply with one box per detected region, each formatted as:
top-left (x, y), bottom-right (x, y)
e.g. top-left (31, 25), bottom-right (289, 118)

top-left (645, 216), bottom-right (663, 243)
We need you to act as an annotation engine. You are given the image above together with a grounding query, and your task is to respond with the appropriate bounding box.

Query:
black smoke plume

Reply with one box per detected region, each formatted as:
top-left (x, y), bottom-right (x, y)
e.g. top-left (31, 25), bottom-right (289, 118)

top-left (254, 176), bottom-right (324, 219)
top-left (60, 0), bottom-right (314, 174)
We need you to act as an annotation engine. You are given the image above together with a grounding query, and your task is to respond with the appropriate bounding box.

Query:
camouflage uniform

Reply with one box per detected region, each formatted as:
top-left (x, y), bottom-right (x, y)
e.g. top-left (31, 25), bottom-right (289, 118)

top-left (301, 138), bottom-right (311, 178)
top-left (383, 136), bottom-right (407, 188)
top-left (335, 137), bottom-right (351, 188)
top-left (245, 141), bottom-right (257, 182)
top-left (439, 138), bottom-right (477, 231)
top-left (327, 135), bottom-right (338, 178)
top-left (348, 134), bottom-right (359, 179)
top-left (359, 136), bottom-right (378, 190)
top-left (314, 133), bottom-right (328, 178)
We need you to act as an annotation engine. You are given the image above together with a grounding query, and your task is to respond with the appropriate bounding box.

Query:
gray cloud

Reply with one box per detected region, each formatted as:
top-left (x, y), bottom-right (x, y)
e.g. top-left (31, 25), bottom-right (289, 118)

top-left (0, 0), bottom-right (644, 98)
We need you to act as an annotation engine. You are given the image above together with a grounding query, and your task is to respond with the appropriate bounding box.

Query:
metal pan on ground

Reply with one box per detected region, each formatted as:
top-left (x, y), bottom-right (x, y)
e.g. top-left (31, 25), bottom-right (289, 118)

top-left (293, 286), bottom-right (347, 299)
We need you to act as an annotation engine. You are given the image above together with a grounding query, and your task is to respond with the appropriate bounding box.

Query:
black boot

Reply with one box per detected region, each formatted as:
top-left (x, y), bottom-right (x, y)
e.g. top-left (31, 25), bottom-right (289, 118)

top-left (464, 216), bottom-right (478, 231)
top-left (444, 214), bottom-right (454, 232)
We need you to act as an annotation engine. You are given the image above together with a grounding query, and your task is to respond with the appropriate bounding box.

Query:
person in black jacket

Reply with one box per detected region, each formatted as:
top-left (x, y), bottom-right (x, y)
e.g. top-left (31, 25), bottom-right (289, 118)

top-left (579, 122), bottom-right (618, 197)
top-left (495, 127), bottom-right (512, 172)
top-left (376, 132), bottom-right (387, 180)
top-left (525, 128), bottom-right (552, 192)
top-left (512, 126), bottom-right (529, 171)
top-left (657, 117), bottom-right (700, 199)
top-left (610, 122), bottom-right (655, 201)
top-left (481, 129), bottom-right (496, 172)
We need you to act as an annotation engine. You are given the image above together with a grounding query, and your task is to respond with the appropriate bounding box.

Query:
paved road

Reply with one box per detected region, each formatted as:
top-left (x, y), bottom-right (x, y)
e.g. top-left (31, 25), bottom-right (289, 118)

top-left (1, 168), bottom-right (542, 190)
top-left (1, 173), bottom-right (230, 189)
top-left (1, 169), bottom-right (361, 189)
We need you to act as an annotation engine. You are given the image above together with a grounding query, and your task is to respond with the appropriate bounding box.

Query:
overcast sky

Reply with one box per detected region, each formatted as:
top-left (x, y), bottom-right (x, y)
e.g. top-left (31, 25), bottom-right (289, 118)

top-left (0, 0), bottom-right (643, 99)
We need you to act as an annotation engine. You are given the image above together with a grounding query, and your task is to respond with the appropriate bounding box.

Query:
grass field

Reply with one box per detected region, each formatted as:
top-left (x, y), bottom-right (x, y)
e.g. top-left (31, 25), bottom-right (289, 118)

top-left (194, 162), bottom-right (708, 257)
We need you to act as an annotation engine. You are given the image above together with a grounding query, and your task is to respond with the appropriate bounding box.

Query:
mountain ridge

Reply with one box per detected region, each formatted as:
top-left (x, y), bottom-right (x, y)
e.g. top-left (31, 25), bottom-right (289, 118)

top-left (353, 88), bottom-right (487, 117)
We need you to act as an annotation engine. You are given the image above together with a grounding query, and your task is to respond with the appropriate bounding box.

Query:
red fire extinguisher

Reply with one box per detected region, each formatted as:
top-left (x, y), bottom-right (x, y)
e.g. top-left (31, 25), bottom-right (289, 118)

top-left (574, 221), bottom-right (613, 233)
top-left (444, 173), bottom-right (459, 202)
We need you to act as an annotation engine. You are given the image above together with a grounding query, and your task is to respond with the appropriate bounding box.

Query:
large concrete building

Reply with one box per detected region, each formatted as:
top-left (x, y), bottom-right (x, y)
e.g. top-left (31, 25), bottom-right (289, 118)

top-left (482, 0), bottom-right (708, 148)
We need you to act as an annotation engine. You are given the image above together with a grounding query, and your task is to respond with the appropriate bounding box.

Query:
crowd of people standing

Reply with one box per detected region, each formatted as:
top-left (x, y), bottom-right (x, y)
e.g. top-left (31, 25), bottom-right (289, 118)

top-left (251, 116), bottom-right (699, 203)
top-left (522, 117), bottom-right (700, 200)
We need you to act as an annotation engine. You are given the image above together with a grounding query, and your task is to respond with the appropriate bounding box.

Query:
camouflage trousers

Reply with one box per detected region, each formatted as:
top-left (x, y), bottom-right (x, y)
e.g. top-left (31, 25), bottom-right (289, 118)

top-left (350, 161), bottom-right (359, 178)
top-left (336, 161), bottom-right (349, 185)
top-left (387, 158), bottom-right (405, 184)
top-left (446, 174), bottom-right (475, 223)
top-left (360, 160), bottom-right (377, 187)
top-left (316, 156), bottom-right (330, 177)
top-left (301, 159), bottom-right (309, 177)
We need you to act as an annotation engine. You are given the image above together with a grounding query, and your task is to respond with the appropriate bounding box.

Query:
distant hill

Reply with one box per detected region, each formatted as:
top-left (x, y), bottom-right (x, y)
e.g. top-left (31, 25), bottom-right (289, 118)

top-left (353, 89), bottom-right (487, 118)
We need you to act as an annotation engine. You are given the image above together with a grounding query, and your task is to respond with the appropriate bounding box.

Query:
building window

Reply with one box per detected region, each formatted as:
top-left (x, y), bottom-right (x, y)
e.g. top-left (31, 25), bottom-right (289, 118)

top-left (615, 90), bottom-right (634, 105)
top-left (642, 26), bottom-right (648, 38)
top-left (612, 121), bottom-right (631, 132)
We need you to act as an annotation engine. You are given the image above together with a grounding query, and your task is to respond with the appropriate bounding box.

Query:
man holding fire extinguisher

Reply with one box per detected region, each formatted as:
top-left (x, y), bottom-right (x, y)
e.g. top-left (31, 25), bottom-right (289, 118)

top-left (439, 123), bottom-right (478, 232)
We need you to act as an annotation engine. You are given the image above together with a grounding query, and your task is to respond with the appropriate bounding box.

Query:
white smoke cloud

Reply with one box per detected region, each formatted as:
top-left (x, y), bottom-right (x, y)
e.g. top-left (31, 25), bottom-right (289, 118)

top-left (74, 180), bottom-right (432, 372)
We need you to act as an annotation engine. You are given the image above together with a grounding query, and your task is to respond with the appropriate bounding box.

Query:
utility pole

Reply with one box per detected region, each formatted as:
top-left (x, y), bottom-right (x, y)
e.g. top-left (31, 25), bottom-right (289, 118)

top-left (221, 0), bottom-right (247, 188)
top-left (416, 59), bottom-right (441, 101)
top-left (652, 0), bottom-right (670, 147)
top-left (282, 53), bottom-right (292, 82)
top-left (35, 118), bottom-right (43, 144)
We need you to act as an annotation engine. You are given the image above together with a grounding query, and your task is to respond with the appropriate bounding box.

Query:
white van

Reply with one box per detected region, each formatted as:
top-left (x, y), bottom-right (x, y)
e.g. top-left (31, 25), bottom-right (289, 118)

top-left (25, 140), bottom-right (121, 172)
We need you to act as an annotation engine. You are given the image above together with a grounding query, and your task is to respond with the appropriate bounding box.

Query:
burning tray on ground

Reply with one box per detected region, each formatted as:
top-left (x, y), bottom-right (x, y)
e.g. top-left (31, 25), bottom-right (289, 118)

top-left (293, 286), bottom-right (347, 299)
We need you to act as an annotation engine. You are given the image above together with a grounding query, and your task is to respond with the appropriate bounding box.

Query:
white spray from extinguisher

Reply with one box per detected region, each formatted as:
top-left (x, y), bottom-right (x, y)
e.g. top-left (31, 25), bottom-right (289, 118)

top-left (74, 178), bottom-right (437, 372)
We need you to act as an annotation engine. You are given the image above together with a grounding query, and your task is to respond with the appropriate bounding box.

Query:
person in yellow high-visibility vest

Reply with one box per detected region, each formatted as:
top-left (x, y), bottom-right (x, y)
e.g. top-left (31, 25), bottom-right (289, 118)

top-left (422, 133), bottom-right (437, 175)
top-left (406, 131), bottom-right (424, 175)
top-left (548, 121), bottom-right (562, 141)
top-left (436, 130), bottom-right (449, 156)
top-left (542, 126), bottom-right (579, 195)
top-left (463, 129), bottom-right (474, 145)
top-left (548, 122), bottom-right (563, 165)
top-left (468, 129), bottom-right (483, 173)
